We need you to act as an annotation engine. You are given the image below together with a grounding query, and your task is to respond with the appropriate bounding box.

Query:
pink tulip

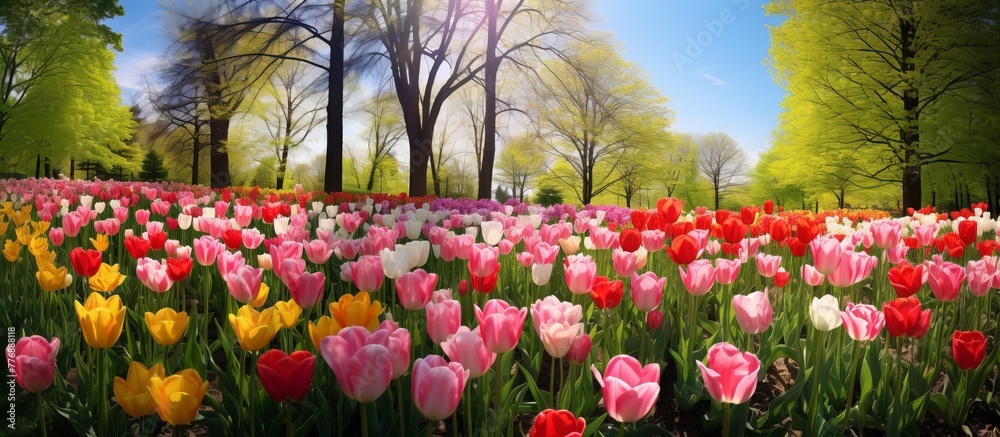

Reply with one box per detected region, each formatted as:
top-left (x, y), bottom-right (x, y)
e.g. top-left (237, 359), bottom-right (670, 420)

top-left (234, 204), bottom-right (254, 227)
top-left (966, 260), bottom-right (997, 297)
top-left (887, 243), bottom-right (909, 264)
top-left (516, 252), bottom-right (534, 267)
top-left (731, 291), bottom-right (773, 335)
top-left (714, 258), bottom-right (742, 285)
top-left (136, 258), bottom-right (174, 293)
top-left (591, 355), bottom-right (660, 423)
top-left (225, 264), bottom-right (264, 304)
top-left (630, 272), bottom-right (666, 313)
top-left (441, 326), bottom-right (496, 378)
top-left (755, 253), bottom-right (782, 278)
top-left (840, 302), bottom-right (884, 342)
top-left (809, 236), bottom-right (845, 275)
top-left (531, 296), bottom-right (584, 358)
top-left (350, 255), bottom-right (384, 292)
top-left (914, 224), bottom-right (938, 247)
top-left (216, 250), bottom-right (246, 278)
top-left (396, 269), bottom-right (438, 311)
top-left (871, 220), bottom-right (902, 250)
top-left (564, 254), bottom-right (597, 295)
top-left (62, 211), bottom-right (85, 237)
top-left (641, 230), bottom-right (665, 253)
top-left (697, 342), bottom-right (760, 404)
top-left (376, 321), bottom-right (411, 379)
top-left (612, 249), bottom-right (639, 278)
top-left (828, 251), bottom-right (877, 288)
top-left (135, 209), bottom-right (150, 226)
top-left (589, 227), bottom-right (617, 250)
top-left (289, 271), bottom-right (326, 308)
top-left (532, 242), bottom-right (560, 265)
top-left (801, 264), bottom-right (825, 287)
top-left (48, 227), bottom-right (65, 246)
top-left (566, 334), bottom-right (592, 365)
top-left (474, 299), bottom-right (527, 354)
top-left (468, 244), bottom-right (500, 278)
top-left (13, 336), bottom-right (60, 393)
top-left (427, 299), bottom-right (462, 344)
top-left (193, 236), bottom-right (224, 267)
top-left (925, 257), bottom-right (966, 302)
top-left (242, 229), bottom-right (265, 250)
top-left (114, 206), bottom-right (129, 223)
top-left (679, 259), bottom-right (717, 296)
top-left (320, 327), bottom-right (392, 403)
top-left (411, 355), bottom-right (468, 421)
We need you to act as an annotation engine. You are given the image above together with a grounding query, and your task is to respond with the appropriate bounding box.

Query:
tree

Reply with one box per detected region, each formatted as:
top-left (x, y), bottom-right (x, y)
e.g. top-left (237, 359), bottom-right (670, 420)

top-left (359, 81), bottom-right (406, 191)
top-left (0, 0), bottom-right (132, 174)
top-left (695, 132), bottom-right (748, 210)
top-left (495, 134), bottom-right (545, 201)
top-left (356, 0), bottom-right (488, 196)
top-left (532, 40), bottom-right (672, 204)
top-left (767, 0), bottom-right (1000, 209)
top-left (139, 150), bottom-right (169, 182)
top-left (252, 53), bottom-right (327, 189)
top-left (534, 186), bottom-right (563, 206)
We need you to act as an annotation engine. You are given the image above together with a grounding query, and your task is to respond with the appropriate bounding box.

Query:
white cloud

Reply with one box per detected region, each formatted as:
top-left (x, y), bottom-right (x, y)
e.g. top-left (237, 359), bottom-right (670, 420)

top-left (697, 67), bottom-right (731, 86)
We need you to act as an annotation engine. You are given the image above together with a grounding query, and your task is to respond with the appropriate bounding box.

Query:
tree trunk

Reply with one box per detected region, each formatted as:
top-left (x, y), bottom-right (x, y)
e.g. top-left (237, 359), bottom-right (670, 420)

top-left (899, 18), bottom-right (921, 210)
top-left (35, 155), bottom-right (41, 178)
top-left (409, 126), bottom-right (433, 197)
top-left (366, 166), bottom-right (377, 191)
top-left (209, 118), bottom-right (231, 188)
top-left (714, 181), bottom-right (720, 210)
top-left (44, 159), bottom-right (49, 180)
top-left (191, 137), bottom-right (201, 185)
top-left (478, 0), bottom-right (499, 200)
top-left (276, 144), bottom-right (290, 190)
top-left (324, 0), bottom-right (345, 193)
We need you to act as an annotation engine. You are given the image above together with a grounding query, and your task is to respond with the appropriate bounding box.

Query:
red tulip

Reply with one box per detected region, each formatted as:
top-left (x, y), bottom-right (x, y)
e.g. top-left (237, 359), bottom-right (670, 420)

top-left (773, 268), bottom-right (790, 288)
top-left (882, 298), bottom-right (932, 339)
top-left (656, 197), bottom-right (683, 225)
top-left (166, 257), bottom-right (193, 282)
top-left (125, 236), bottom-right (151, 259)
top-left (794, 217), bottom-right (820, 244)
top-left (70, 247), bottom-right (102, 277)
top-left (887, 262), bottom-right (925, 298)
top-left (256, 349), bottom-right (315, 402)
top-left (721, 217), bottom-right (748, 245)
top-left (646, 309), bottom-right (664, 331)
top-left (763, 200), bottom-right (774, 215)
top-left (769, 218), bottom-right (788, 244)
top-left (630, 210), bottom-right (649, 231)
top-left (619, 228), bottom-right (642, 253)
top-left (147, 231), bottom-right (167, 251)
top-left (739, 206), bottom-right (759, 225)
top-left (589, 276), bottom-right (624, 309)
top-left (222, 229), bottom-right (243, 251)
top-left (694, 213), bottom-right (713, 231)
top-left (941, 232), bottom-right (965, 258)
top-left (529, 409), bottom-right (586, 437)
top-left (470, 262), bottom-right (500, 294)
top-left (952, 330), bottom-right (986, 370)
top-left (666, 235), bottom-right (701, 265)
top-left (957, 220), bottom-right (978, 246)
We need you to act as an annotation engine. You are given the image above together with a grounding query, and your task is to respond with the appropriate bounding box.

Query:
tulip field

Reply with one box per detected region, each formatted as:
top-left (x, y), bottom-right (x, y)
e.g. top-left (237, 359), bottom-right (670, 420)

top-left (5, 178), bottom-right (1000, 437)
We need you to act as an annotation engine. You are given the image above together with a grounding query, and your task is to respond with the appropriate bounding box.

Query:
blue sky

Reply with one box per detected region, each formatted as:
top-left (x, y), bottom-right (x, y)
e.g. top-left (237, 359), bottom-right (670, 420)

top-left (105, 0), bottom-right (786, 159)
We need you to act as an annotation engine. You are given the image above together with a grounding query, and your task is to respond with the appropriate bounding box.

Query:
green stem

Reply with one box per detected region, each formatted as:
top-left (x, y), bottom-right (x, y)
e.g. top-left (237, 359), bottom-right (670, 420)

top-left (619, 420), bottom-right (625, 436)
top-left (361, 403), bottom-right (369, 437)
top-left (549, 355), bottom-right (556, 407)
top-left (286, 402), bottom-right (294, 437)
top-left (426, 420), bottom-right (434, 437)
top-left (494, 356), bottom-right (503, 437)
top-left (723, 402), bottom-right (731, 437)
top-left (37, 392), bottom-right (47, 437)
top-left (843, 343), bottom-right (863, 436)
top-left (99, 348), bottom-right (107, 437)
top-left (808, 328), bottom-right (824, 434)
top-left (463, 384), bottom-right (472, 437)
top-left (396, 378), bottom-right (406, 436)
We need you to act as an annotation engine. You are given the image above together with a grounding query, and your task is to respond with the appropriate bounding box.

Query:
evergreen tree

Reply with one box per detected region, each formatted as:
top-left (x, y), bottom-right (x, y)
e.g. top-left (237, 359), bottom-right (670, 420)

top-left (495, 186), bottom-right (511, 203)
top-left (535, 186), bottom-right (563, 206)
top-left (138, 150), bottom-right (169, 182)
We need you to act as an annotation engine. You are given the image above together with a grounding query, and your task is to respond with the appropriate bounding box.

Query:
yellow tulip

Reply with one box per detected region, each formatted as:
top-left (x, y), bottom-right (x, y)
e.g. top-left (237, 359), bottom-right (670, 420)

top-left (89, 263), bottom-right (127, 293)
top-left (269, 300), bottom-right (301, 329)
top-left (328, 291), bottom-right (383, 333)
top-left (15, 225), bottom-right (32, 245)
top-left (147, 369), bottom-right (208, 425)
top-left (0, 217), bottom-right (7, 236)
top-left (33, 249), bottom-right (57, 266)
top-left (3, 240), bottom-right (20, 262)
top-left (113, 361), bottom-right (165, 418)
top-left (11, 208), bottom-right (31, 227)
top-left (30, 220), bottom-right (49, 238)
top-left (228, 305), bottom-right (280, 352)
top-left (248, 282), bottom-right (270, 308)
top-left (74, 292), bottom-right (127, 348)
top-left (145, 308), bottom-right (189, 346)
top-left (307, 292), bottom-right (384, 350)
top-left (308, 316), bottom-right (341, 351)
top-left (27, 236), bottom-right (49, 257)
top-left (36, 261), bottom-right (72, 292)
top-left (90, 234), bottom-right (109, 252)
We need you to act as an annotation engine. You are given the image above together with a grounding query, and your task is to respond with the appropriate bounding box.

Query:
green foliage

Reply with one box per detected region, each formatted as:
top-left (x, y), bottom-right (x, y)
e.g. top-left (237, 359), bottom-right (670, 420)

top-left (495, 186), bottom-right (511, 203)
top-left (138, 150), bottom-right (169, 182)
top-left (534, 186), bottom-right (564, 206)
